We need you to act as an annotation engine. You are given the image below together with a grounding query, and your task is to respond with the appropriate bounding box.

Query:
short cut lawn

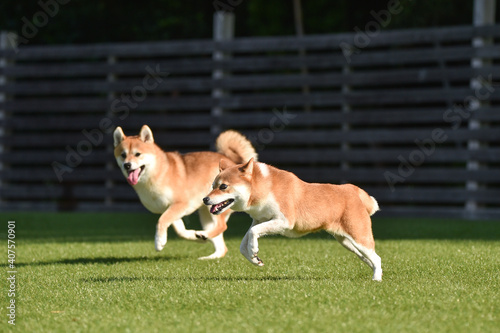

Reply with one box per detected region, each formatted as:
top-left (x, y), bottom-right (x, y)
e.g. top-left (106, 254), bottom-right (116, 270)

top-left (1, 212), bottom-right (499, 333)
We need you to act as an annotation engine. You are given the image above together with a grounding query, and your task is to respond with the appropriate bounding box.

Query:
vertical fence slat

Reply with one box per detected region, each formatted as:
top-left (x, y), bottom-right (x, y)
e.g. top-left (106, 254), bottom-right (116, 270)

top-left (106, 55), bottom-right (117, 207)
top-left (211, 11), bottom-right (234, 144)
top-left (467, 0), bottom-right (497, 216)
top-left (340, 64), bottom-right (351, 181)
top-left (0, 32), bottom-right (18, 206)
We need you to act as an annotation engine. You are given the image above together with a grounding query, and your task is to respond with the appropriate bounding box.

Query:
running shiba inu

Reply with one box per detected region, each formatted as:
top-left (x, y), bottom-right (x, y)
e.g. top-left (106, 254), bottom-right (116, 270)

top-left (113, 125), bottom-right (257, 259)
top-left (202, 158), bottom-right (383, 280)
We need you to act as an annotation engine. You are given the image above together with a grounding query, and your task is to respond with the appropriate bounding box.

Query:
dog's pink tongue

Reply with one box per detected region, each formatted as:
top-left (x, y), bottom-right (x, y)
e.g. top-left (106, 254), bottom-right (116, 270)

top-left (127, 168), bottom-right (141, 185)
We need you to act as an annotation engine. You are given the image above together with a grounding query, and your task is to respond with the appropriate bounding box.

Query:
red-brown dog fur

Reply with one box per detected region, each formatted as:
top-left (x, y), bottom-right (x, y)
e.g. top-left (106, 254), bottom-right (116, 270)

top-left (203, 158), bottom-right (382, 280)
top-left (114, 125), bottom-right (257, 259)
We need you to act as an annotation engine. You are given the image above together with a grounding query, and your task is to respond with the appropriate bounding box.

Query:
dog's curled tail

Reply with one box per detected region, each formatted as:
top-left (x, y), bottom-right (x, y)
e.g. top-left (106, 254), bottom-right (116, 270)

top-left (216, 130), bottom-right (258, 164)
top-left (358, 188), bottom-right (380, 216)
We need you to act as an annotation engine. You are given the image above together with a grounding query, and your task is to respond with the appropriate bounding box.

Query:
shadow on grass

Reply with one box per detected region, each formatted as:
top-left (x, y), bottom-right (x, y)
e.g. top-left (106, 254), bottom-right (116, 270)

top-left (11, 254), bottom-right (189, 268)
top-left (81, 274), bottom-right (338, 284)
top-left (190, 275), bottom-right (337, 282)
top-left (82, 276), bottom-right (165, 283)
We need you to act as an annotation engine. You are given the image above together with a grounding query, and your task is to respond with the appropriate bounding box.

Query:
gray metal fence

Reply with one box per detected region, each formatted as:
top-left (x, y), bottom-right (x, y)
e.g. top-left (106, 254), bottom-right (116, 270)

top-left (1, 25), bottom-right (499, 219)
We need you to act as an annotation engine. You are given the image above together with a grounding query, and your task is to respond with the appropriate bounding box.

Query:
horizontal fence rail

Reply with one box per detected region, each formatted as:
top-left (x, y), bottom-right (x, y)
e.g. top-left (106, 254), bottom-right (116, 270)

top-left (0, 25), bottom-right (499, 219)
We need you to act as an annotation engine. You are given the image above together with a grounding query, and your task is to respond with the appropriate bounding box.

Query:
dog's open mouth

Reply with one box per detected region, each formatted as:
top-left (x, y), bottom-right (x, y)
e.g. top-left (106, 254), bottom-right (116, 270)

top-left (127, 165), bottom-right (145, 185)
top-left (210, 199), bottom-right (234, 215)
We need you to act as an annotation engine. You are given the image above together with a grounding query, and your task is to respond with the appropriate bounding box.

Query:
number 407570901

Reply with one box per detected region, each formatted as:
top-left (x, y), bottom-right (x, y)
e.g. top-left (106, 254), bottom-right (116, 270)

top-left (7, 221), bottom-right (16, 269)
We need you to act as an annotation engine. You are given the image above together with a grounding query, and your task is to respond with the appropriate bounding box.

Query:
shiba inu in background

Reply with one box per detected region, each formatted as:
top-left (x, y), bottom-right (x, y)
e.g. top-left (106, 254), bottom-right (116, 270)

top-left (113, 125), bottom-right (257, 259)
top-left (202, 158), bottom-right (382, 280)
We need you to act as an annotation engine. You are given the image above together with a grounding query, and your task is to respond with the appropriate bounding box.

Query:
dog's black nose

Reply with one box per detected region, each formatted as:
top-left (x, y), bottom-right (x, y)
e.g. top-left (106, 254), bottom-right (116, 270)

top-left (203, 197), bottom-right (210, 205)
top-left (124, 162), bottom-right (132, 170)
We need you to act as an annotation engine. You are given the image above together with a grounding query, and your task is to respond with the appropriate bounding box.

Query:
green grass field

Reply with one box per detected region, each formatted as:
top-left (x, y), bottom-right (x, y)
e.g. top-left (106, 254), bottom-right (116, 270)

top-left (1, 212), bottom-right (499, 333)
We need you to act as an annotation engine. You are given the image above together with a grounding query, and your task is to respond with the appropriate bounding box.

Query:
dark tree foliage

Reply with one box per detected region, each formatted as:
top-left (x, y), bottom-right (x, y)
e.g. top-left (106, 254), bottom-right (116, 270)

top-left (0, 0), bottom-right (493, 44)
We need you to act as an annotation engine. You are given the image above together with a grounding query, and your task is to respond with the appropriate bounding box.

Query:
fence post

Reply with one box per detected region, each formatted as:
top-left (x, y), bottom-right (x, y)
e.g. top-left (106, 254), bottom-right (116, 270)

top-left (0, 32), bottom-right (17, 206)
top-left (211, 11), bottom-right (234, 146)
top-left (293, 0), bottom-right (311, 113)
top-left (466, 0), bottom-right (496, 216)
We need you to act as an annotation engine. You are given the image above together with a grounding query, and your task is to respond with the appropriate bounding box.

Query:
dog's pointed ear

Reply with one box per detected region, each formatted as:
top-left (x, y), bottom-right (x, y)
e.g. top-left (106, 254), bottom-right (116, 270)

top-left (219, 159), bottom-right (232, 172)
top-left (140, 125), bottom-right (154, 143)
top-left (238, 158), bottom-right (254, 175)
top-left (113, 127), bottom-right (126, 147)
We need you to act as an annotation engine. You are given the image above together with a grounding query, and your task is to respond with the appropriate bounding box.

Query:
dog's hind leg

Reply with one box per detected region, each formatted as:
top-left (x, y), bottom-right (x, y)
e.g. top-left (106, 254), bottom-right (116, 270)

top-left (196, 206), bottom-right (228, 260)
top-left (332, 233), bottom-right (382, 281)
top-left (352, 240), bottom-right (382, 281)
top-left (332, 234), bottom-right (374, 270)
top-left (171, 219), bottom-right (202, 241)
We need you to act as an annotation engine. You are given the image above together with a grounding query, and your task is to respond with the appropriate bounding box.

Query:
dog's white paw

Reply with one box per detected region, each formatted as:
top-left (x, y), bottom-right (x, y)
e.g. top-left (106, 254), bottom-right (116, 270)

top-left (372, 270), bottom-right (383, 282)
top-left (241, 248), bottom-right (262, 266)
top-left (247, 242), bottom-right (259, 260)
top-left (155, 231), bottom-right (167, 251)
top-left (251, 254), bottom-right (264, 266)
top-left (176, 229), bottom-right (200, 241)
top-left (198, 253), bottom-right (221, 260)
top-left (198, 244), bottom-right (228, 260)
top-left (195, 231), bottom-right (208, 241)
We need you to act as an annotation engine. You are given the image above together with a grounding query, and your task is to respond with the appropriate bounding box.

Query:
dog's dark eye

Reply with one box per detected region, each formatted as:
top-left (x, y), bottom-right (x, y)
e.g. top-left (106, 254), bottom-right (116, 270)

top-left (121, 152), bottom-right (126, 158)
top-left (135, 152), bottom-right (141, 157)
top-left (219, 184), bottom-right (228, 190)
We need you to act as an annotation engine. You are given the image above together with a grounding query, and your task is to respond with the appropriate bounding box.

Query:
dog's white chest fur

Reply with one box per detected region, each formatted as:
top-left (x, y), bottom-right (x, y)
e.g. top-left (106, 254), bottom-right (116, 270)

top-left (134, 183), bottom-right (173, 214)
top-left (247, 193), bottom-right (282, 222)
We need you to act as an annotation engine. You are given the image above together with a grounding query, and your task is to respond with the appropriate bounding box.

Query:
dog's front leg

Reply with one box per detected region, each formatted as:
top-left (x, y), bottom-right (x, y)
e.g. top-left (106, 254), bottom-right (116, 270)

top-left (155, 204), bottom-right (188, 251)
top-left (243, 219), bottom-right (289, 266)
top-left (240, 226), bottom-right (258, 265)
